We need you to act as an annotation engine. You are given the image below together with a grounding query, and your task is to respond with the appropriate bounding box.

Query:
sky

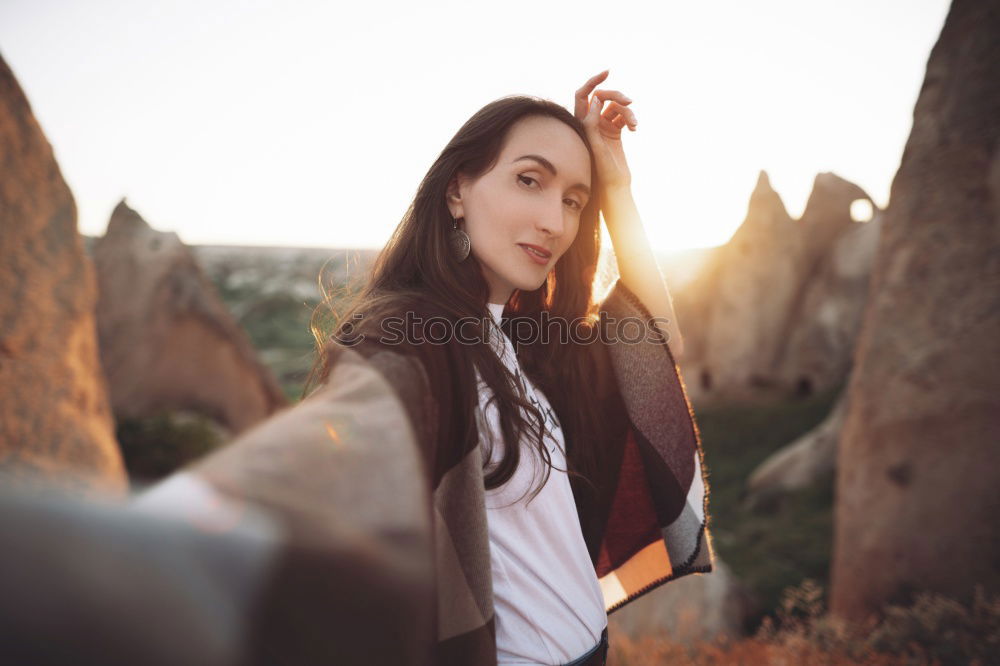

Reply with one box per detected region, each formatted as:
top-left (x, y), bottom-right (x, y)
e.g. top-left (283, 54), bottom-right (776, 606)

top-left (0, 0), bottom-right (951, 252)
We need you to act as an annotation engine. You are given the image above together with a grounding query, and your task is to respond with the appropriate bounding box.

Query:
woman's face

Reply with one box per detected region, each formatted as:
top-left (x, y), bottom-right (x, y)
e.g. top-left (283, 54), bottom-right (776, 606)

top-left (448, 115), bottom-right (592, 304)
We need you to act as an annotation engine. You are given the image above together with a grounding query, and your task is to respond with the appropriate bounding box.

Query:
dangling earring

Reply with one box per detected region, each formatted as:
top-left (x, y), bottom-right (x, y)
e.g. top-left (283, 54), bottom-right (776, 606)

top-left (450, 216), bottom-right (471, 262)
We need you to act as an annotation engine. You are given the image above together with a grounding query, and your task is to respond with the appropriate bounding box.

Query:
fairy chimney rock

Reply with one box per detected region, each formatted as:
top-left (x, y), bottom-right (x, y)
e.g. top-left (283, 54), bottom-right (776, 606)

top-left (831, 0), bottom-right (1000, 620)
top-left (0, 53), bottom-right (127, 496)
top-left (92, 200), bottom-right (287, 435)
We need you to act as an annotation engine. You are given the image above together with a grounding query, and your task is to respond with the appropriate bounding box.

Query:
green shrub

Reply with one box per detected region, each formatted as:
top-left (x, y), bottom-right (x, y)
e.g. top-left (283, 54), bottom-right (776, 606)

top-left (695, 383), bottom-right (843, 627)
top-left (116, 412), bottom-right (225, 485)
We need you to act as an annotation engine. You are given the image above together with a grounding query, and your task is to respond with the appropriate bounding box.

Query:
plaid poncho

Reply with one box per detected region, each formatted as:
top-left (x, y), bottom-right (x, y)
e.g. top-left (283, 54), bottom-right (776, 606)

top-left (179, 277), bottom-right (715, 665)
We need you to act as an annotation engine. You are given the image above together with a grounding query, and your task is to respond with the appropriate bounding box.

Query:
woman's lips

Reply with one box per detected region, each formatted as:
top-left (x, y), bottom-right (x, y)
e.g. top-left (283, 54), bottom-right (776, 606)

top-left (519, 243), bottom-right (551, 265)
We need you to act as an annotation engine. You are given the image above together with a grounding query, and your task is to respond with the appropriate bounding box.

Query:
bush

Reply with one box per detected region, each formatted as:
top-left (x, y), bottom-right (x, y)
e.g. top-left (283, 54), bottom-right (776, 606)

top-left (753, 579), bottom-right (1000, 666)
top-left (866, 584), bottom-right (1000, 666)
top-left (606, 580), bottom-right (998, 665)
top-left (116, 411), bottom-right (225, 486)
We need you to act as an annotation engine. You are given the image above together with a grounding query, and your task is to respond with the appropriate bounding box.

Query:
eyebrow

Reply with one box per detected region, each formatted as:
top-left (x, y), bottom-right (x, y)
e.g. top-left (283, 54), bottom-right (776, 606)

top-left (513, 154), bottom-right (591, 198)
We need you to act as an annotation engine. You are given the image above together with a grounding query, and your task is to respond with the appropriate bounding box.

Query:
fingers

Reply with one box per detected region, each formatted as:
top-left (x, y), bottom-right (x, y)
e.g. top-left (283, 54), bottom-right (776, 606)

top-left (593, 88), bottom-right (633, 107)
top-left (585, 95), bottom-right (604, 125)
top-left (574, 69), bottom-right (609, 119)
top-left (575, 69), bottom-right (609, 101)
top-left (601, 100), bottom-right (638, 131)
top-left (609, 115), bottom-right (629, 131)
top-left (574, 71), bottom-right (638, 132)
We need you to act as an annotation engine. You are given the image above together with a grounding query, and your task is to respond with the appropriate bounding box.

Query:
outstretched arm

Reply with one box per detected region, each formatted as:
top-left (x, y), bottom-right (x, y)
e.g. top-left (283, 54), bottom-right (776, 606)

top-left (575, 70), bottom-right (685, 360)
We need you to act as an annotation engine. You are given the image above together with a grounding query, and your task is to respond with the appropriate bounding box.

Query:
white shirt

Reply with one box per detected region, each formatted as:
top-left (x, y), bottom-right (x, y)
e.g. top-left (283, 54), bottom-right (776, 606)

top-left (476, 302), bottom-right (607, 665)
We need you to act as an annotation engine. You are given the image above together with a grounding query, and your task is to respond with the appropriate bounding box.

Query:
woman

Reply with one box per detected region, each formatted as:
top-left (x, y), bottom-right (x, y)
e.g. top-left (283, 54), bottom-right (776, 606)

top-left (305, 70), bottom-right (714, 666)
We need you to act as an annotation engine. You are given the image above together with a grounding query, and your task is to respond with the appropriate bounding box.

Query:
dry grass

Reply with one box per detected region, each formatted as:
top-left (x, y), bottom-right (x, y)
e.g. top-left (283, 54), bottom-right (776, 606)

top-left (608, 634), bottom-right (902, 666)
top-left (606, 580), bottom-right (999, 666)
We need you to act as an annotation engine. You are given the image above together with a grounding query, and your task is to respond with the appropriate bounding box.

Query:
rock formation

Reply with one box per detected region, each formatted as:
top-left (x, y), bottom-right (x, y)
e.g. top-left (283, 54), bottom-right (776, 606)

top-left (831, 0), bottom-right (1000, 621)
top-left (690, 171), bottom-right (801, 398)
top-left (677, 171), bottom-right (877, 403)
top-left (0, 53), bottom-right (127, 496)
top-left (775, 209), bottom-right (883, 397)
top-left (92, 200), bottom-right (287, 435)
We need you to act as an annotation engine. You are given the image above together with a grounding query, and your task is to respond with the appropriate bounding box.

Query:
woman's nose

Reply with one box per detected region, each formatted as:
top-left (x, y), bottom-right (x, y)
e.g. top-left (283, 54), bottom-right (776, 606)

top-left (537, 202), bottom-right (566, 237)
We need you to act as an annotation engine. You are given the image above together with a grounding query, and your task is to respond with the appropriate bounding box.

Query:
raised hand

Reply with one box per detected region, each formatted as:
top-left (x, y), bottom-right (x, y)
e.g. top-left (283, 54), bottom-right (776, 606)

top-left (574, 69), bottom-right (638, 192)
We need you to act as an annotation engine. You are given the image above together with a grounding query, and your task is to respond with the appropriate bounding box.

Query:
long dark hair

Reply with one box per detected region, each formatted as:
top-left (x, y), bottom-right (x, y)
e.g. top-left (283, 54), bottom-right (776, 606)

top-left (304, 94), bottom-right (615, 506)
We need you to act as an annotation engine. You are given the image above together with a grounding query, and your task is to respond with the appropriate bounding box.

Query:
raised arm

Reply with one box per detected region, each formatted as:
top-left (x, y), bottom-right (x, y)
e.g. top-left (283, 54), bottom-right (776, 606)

top-left (575, 69), bottom-right (684, 360)
top-left (602, 186), bottom-right (685, 360)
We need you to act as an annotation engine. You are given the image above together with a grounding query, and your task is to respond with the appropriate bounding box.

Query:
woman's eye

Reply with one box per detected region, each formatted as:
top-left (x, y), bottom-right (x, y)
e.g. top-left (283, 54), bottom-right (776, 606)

top-left (519, 174), bottom-right (581, 210)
